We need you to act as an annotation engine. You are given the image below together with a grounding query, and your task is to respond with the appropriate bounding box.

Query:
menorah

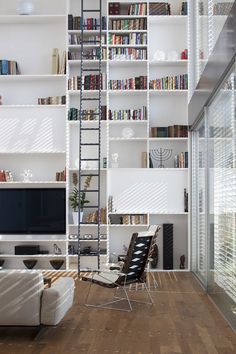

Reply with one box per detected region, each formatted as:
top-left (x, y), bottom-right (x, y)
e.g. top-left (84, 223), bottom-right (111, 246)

top-left (150, 148), bottom-right (172, 168)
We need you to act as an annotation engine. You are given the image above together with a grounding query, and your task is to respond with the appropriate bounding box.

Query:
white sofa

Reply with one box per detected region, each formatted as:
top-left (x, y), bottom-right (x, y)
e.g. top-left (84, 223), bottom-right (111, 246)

top-left (0, 270), bottom-right (75, 326)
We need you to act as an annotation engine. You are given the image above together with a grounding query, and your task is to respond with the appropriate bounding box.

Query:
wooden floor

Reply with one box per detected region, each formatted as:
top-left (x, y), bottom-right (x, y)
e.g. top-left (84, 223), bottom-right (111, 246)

top-left (0, 272), bottom-right (236, 354)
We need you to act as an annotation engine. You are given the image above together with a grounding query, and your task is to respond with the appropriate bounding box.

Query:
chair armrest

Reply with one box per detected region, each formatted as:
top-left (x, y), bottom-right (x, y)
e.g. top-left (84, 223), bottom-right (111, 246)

top-left (41, 277), bottom-right (74, 326)
top-left (85, 267), bottom-right (126, 276)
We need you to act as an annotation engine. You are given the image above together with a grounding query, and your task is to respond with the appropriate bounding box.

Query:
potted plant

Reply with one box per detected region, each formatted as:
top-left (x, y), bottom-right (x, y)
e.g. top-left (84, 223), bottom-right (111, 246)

top-left (69, 175), bottom-right (92, 224)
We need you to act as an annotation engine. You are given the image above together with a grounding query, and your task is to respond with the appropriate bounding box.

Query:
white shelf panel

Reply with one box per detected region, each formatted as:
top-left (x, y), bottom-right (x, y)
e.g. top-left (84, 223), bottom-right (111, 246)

top-left (149, 15), bottom-right (187, 24)
top-left (149, 138), bottom-right (188, 141)
top-left (68, 30), bottom-right (107, 34)
top-left (0, 15), bottom-right (66, 24)
top-left (0, 151), bottom-right (66, 154)
top-left (68, 224), bottom-right (107, 227)
top-left (149, 90), bottom-right (188, 95)
top-left (69, 168), bottom-right (107, 171)
top-left (109, 60), bottom-right (148, 66)
top-left (68, 60), bottom-right (107, 66)
top-left (108, 44), bottom-right (147, 48)
top-left (68, 45), bottom-right (106, 49)
top-left (109, 137), bottom-right (146, 141)
top-left (109, 90), bottom-right (147, 94)
top-left (0, 75), bottom-right (66, 81)
top-left (68, 239), bottom-right (107, 242)
top-left (68, 90), bottom-right (107, 95)
top-left (0, 182), bottom-right (66, 187)
top-left (109, 224), bottom-right (148, 227)
top-left (149, 212), bottom-right (188, 215)
top-left (109, 30), bottom-right (147, 33)
top-left (69, 120), bottom-right (107, 125)
top-left (0, 105), bottom-right (66, 108)
top-left (109, 15), bottom-right (147, 19)
top-left (149, 60), bottom-right (188, 66)
top-left (1, 254), bottom-right (67, 258)
top-left (149, 168), bottom-right (188, 171)
top-left (109, 120), bottom-right (147, 124)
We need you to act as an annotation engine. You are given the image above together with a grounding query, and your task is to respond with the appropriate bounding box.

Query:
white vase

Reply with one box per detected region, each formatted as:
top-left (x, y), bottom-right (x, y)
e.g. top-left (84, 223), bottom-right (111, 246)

top-left (72, 211), bottom-right (83, 224)
top-left (16, 1), bottom-right (35, 15)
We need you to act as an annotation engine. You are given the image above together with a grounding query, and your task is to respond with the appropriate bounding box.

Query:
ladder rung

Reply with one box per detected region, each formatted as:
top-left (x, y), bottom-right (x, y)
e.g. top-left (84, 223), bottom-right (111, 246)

top-left (81, 158), bottom-right (99, 161)
top-left (80, 189), bottom-right (99, 192)
top-left (82, 41), bottom-right (101, 44)
top-left (81, 128), bottom-right (99, 130)
top-left (81, 143), bottom-right (99, 146)
top-left (83, 68), bottom-right (101, 72)
top-left (82, 205), bottom-right (99, 208)
top-left (80, 174), bottom-right (99, 177)
top-left (83, 9), bottom-right (101, 13)
top-left (81, 98), bottom-right (100, 101)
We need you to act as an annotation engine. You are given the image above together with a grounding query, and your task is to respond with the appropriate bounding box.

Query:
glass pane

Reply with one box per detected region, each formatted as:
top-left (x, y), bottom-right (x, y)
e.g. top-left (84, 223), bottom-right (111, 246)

top-left (207, 63), bottom-right (236, 328)
top-left (191, 117), bottom-right (207, 286)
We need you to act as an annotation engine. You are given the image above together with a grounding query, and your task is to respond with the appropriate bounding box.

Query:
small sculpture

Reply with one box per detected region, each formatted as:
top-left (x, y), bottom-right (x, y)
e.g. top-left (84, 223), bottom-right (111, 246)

top-left (21, 169), bottom-right (32, 182)
top-left (180, 254), bottom-right (185, 269)
top-left (111, 153), bottom-right (119, 168)
top-left (54, 243), bottom-right (62, 255)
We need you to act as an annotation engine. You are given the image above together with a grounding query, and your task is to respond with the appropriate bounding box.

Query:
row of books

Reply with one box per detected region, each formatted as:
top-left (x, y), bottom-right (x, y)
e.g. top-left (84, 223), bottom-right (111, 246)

top-left (0, 170), bottom-right (13, 182)
top-left (109, 107), bottom-right (147, 121)
top-left (0, 60), bottom-right (20, 75)
top-left (38, 96), bottom-right (66, 105)
top-left (108, 33), bottom-right (147, 45)
top-left (109, 18), bottom-right (147, 30)
top-left (149, 74), bottom-right (188, 90)
top-left (127, 3), bottom-right (147, 16)
top-left (68, 106), bottom-right (107, 121)
top-left (68, 34), bottom-right (106, 45)
top-left (68, 74), bottom-right (107, 90)
top-left (51, 49), bottom-right (66, 75)
top-left (68, 15), bottom-right (107, 30)
top-left (68, 48), bottom-right (107, 60)
top-left (149, 2), bottom-right (171, 15)
top-left (109, 48), bottom-right (147, 60)
top-left (55, 168), bottom-right (66, 182)
top-left (174, 152), bottom-right (188, 168)
top-left (109, 214), bottom-right (148, 225)
top-left (150, 125), bottom-right (188, 138)
top-left (85, 208), bottom-right (107, 224)
top-left (109, 76), bottom-right (147, 90)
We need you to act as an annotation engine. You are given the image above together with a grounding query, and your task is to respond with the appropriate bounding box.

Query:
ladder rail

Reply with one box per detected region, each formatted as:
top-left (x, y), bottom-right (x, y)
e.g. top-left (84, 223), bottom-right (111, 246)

top-left (78, 0), bottom-right (102, 274)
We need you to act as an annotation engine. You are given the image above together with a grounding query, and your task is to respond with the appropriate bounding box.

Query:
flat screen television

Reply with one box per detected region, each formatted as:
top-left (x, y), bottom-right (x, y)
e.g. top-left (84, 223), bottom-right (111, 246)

top-left (0, 188), bottom-right (66, 234)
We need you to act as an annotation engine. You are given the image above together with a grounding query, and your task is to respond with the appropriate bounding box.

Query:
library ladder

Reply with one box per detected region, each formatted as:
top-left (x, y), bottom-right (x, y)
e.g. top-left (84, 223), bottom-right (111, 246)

top-left (78, 0), bottom-right (103, 273)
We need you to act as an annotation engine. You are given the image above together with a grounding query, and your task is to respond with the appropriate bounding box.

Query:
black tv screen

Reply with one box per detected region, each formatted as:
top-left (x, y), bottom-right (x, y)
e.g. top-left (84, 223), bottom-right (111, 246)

top-left (0, 188), bottom-right (66, 234)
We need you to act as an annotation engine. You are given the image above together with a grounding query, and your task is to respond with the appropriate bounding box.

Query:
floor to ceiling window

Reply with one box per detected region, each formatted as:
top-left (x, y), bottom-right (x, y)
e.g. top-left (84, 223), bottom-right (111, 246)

top-left (191, 61), bottom-right (236, 329)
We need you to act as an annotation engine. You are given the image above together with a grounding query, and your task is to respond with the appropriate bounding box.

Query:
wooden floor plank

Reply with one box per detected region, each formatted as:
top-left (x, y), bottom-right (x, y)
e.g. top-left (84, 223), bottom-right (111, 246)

top-left (0, 272), bottom-right (235, 354)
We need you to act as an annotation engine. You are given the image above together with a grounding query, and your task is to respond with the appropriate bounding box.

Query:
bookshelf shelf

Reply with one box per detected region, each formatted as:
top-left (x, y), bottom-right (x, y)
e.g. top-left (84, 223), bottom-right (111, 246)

top-left (109, 89), bottom-right (147, 94)
top-left (1, 254), bottom-right (67, 259)
top-left (68, 60), bottom-right (107, 65)
top-left (0, 151), bottom-right (66, 154)
top-left (149, 60), bottom-right (188, 66)
top-left (109, 137), bottom-right (146, 141)
top-left (0, 182), bottom-right (66, 187)
top-left (149, 15), bottom-right (187, 24)
top-left (0, 15), bottom-right (66, 24)
top-left (109, 30), bottom-right (147, 33)
top-left (108, 44), bottom-right (147, 48)
top-left (149, 89), bottom-right (188, 95)
top-left (0, 75), bottom-right (66, 81)
top-left (68, 90), bottom-right (107, 95)
top-left (109, 15), bottom-right (147, 19)
top-left (0, 105), bottom-right (66, 108)
top-left (109, 120), bottom-right (147, 124)
top-left (149, 138), bottom-right (188, 141)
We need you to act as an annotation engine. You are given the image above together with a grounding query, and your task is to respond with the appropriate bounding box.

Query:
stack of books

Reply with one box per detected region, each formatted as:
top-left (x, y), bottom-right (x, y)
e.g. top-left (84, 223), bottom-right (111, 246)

top-left (174, 152), bottom-right (188, 168)
top-left (109, 75), bottom-right (147, 90)
top-left (109, 48), bottom-right (147, 60)
top-left (85, 208), bottom-right (107, 224)
top-left (68, 74), bottom-right (106, 90)
top-left (127, 3), bottom-right (147, 15)
top-left (0, 60), bottom-right (20, 75)
top-left (149, 74), bottom-right (188, 90)
top-left (109, 18), bottom-right (147, 30)
top-left (69, 34), bottom-right (106, 45)
top-left (0, 170), bottom-right (13, 182)
top-left (38, 96), bottom-right (66, 105)
top-left (149, 2), bottom-right (171, 15)
top-left (109, 2), bottom-right (120, 15)
top-left (109, 106), bottom-right (147, 120)
top-left (68, 48), bottom-right (107, 60)
top-left (68, 15), bottom-right (107, 30)
top-left (118, 214), bottom-right (148, 225)
top-left (51, 49), bottom-right (66, 75)
top-left (180, 2), bottom-right (188, 15)
top-left (68, 106), bottom-right (107, 121)
top-left (109, 33), bottom-right (147, 45)
top-left (55, 168), bottom-right (66, 182)
top-left (150, 125), bottom-right (188, 138)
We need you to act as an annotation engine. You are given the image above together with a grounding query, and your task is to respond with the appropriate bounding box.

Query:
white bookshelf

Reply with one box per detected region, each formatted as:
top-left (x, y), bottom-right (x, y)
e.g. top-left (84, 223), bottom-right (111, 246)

top-left (0, 0), bottom-right (210, 272)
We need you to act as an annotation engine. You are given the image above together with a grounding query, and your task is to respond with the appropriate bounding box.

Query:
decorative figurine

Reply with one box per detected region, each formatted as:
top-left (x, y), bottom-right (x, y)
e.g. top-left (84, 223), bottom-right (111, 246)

top-left (21, 169), bottom-right (32, 182)
top-left (54, 243), bottom-right (62, 255)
